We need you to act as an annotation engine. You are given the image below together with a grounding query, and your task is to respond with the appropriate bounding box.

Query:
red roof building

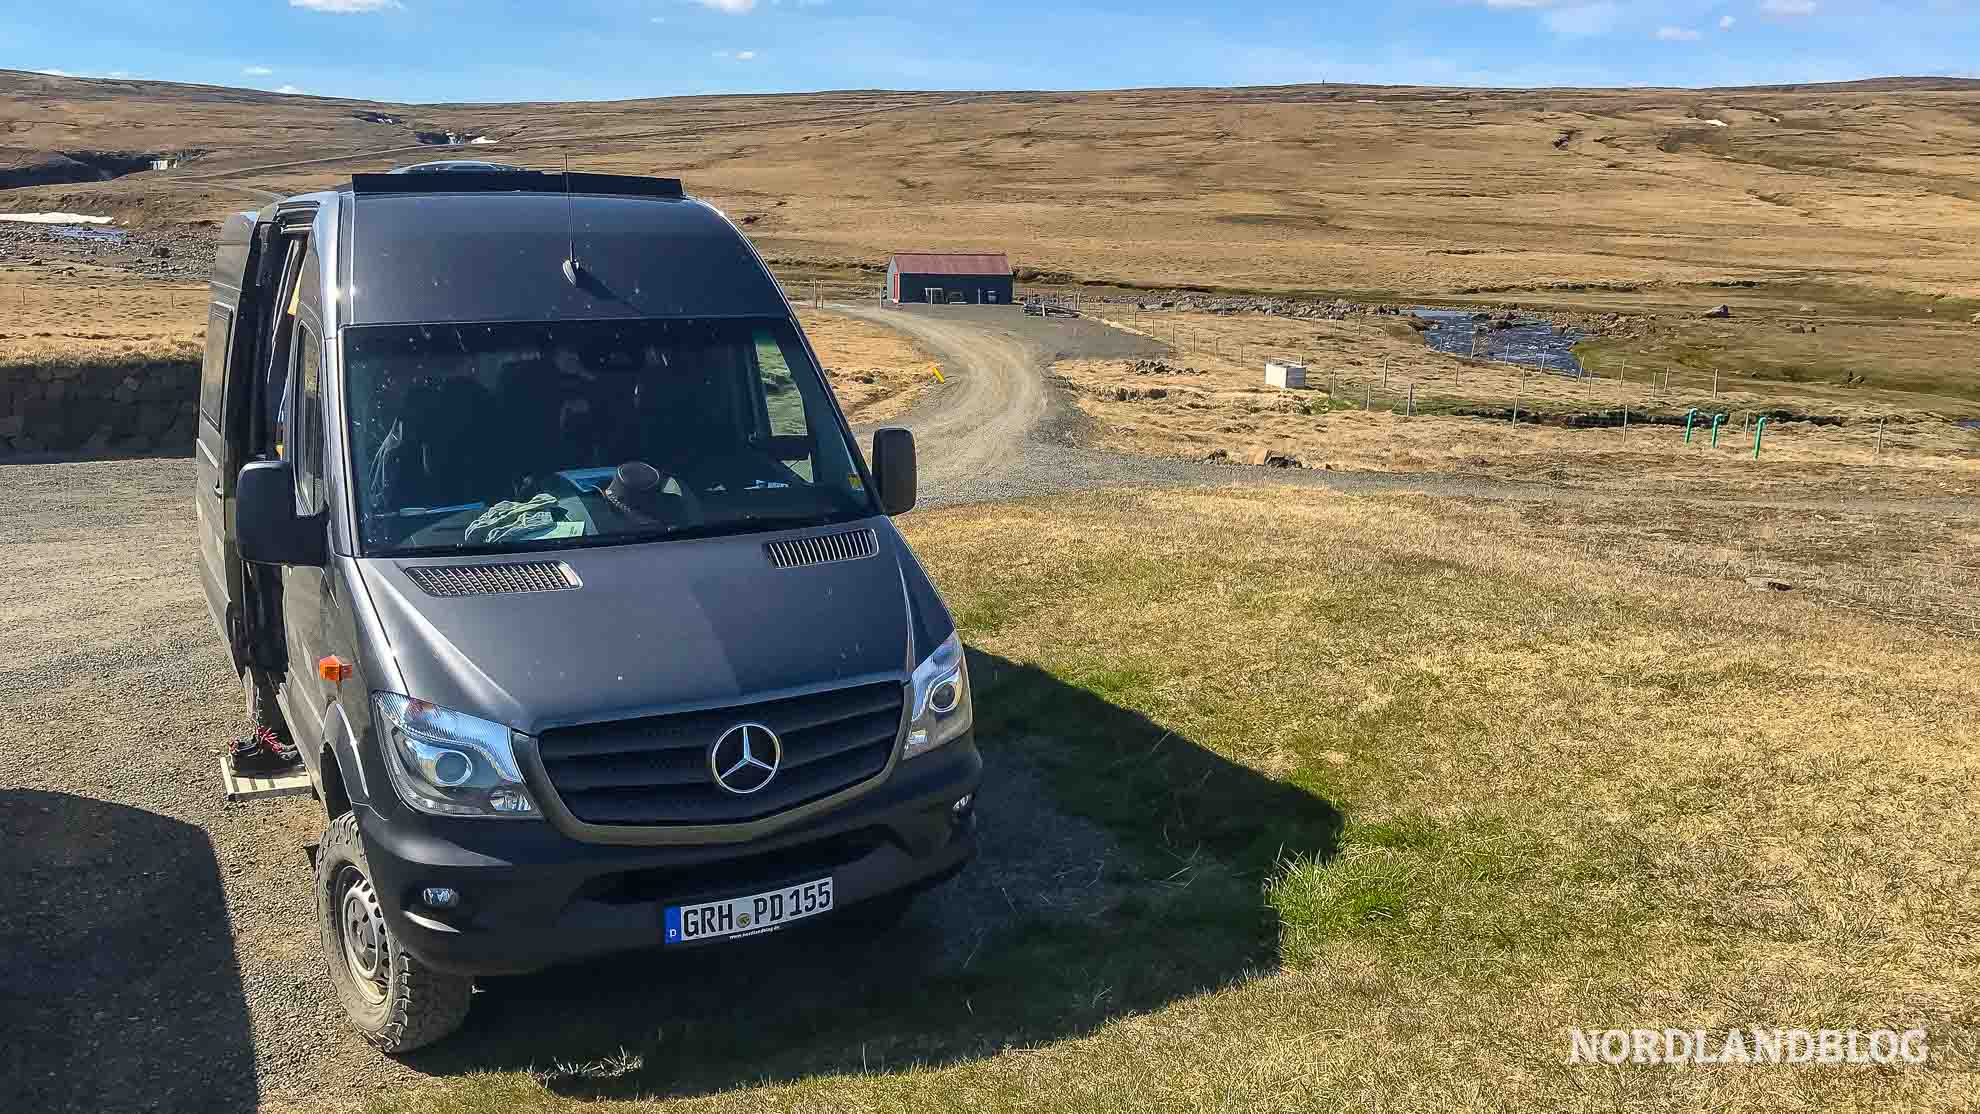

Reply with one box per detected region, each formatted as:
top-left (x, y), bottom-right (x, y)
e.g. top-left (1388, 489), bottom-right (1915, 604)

top-left (887, 252), bottom-right (1014, 305)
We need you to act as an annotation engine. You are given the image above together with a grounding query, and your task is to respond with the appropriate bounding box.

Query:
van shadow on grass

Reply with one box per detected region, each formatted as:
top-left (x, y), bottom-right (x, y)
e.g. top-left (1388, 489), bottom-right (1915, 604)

top-left (401, 652), bottom-right (1342, 1102)
top-left (0, 790), bottom-right (258, 1113)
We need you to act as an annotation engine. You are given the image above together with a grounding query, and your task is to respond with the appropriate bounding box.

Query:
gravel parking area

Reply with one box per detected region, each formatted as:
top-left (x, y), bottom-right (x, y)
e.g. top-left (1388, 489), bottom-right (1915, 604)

top-left (0, 307), bottom-right (1172, 1113)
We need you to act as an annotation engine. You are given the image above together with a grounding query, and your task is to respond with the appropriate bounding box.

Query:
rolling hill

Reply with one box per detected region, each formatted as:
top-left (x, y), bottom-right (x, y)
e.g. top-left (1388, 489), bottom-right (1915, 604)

top-left (4, 69), bottom-right (1979, 302)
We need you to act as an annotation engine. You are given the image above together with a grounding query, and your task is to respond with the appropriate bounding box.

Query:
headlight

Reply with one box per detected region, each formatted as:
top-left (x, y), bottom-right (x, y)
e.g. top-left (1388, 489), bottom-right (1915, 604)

top-left (903, 631), bottom-right (972, 760)
top-left (373, 693), bottom-right (539, 819)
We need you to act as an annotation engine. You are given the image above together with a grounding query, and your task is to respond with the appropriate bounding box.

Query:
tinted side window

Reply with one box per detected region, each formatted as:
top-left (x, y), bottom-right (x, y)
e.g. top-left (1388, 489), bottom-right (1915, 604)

top-left (200, 307), bottom-right (232, 425)
top-left (294, 325), bottom-right (325, 513)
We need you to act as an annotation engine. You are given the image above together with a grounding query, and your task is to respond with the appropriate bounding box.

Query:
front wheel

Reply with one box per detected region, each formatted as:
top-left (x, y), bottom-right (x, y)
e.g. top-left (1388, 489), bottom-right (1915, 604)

top-left (315, 812), bottom-right (472, 1052)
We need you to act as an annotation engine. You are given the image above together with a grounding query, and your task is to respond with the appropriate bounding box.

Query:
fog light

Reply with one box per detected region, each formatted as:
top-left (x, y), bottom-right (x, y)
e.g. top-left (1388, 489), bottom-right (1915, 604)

top-left (421, 886), bottom-right (460, 909)
top-left (488, 788), bottom-right (536, 814)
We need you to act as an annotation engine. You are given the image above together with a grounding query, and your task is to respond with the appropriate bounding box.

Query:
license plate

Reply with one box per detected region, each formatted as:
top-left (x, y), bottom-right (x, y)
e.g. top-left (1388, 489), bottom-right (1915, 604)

top-left (665, 877), bottom-right (834, 945)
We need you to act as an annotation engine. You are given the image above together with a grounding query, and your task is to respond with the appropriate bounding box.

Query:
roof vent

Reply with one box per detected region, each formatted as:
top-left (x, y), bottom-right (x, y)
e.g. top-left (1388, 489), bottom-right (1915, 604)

top-left (402, 561), bottom-right (581, 597)
top-left (764, 528), bottom-right (879, 570)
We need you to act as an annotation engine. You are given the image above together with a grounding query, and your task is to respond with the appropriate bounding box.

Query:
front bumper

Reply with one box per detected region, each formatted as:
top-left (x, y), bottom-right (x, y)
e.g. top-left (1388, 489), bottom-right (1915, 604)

top-left (359, 735), bottom-right (979, 975)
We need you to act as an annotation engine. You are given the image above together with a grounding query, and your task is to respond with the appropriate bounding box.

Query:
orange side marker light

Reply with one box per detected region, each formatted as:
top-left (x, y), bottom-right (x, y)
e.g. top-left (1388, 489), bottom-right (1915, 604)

top-left (318, 656), bottom-right (353, 684)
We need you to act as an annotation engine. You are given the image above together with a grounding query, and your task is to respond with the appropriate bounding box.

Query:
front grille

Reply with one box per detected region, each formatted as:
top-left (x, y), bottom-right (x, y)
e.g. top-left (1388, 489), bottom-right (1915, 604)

top-left (403, 561), bottom-right (579, 597)
top-left (764, 528), bottom-right (878, 570)
top-left (536, 681), bottom-right (903, 826)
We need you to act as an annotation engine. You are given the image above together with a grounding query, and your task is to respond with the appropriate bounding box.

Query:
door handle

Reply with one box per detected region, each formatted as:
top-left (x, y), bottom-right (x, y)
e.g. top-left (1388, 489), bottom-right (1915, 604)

top-left (212, 483), bottom-right (224, 497)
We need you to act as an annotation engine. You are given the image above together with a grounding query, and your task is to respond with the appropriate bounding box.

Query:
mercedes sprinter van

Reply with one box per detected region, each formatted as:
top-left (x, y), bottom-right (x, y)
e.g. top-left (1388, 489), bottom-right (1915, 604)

top-left (194, 168), bottom-right (979, 1050)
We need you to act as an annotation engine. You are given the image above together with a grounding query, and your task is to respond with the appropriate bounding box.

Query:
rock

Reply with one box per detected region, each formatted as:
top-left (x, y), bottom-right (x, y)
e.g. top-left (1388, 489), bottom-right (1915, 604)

top-left (1744, 576), bottom-right (1793, 592)
top-left (152, 246), bottom-right (171, 258)
top-left (1970, 312), bottom-right (1980, 325)
top-left (1146, 387), bottom-right (1168, 400)
top-left (1704, 304), bottom-right (1733, 318)
top-left (1245, 447), bottom-right (1300, 469)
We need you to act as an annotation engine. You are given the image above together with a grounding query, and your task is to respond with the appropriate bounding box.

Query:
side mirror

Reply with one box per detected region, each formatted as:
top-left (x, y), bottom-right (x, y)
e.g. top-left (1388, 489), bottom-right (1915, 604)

top-left (237, 460), bottom-right (326, 567)
top-left (871, 427), bottom-right (916, 516)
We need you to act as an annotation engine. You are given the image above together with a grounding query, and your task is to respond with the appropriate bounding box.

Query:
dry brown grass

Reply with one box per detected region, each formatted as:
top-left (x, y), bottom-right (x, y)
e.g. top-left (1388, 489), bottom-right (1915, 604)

top-left (0, 264), bottom-right (204, 366)
top-left (9, 72), bottom-right (1980, 305)
top-left (366, 485), bottom-right (1980, 1112)
top-left (1058, 309), bottom-right (1980, 498)
top-left (793, 308), bottom-right (936, 425)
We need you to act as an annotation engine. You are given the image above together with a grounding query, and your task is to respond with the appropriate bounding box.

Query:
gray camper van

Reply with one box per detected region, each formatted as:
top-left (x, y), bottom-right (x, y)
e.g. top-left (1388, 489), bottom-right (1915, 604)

top-left (195, 169), bottom-right (979, 1050)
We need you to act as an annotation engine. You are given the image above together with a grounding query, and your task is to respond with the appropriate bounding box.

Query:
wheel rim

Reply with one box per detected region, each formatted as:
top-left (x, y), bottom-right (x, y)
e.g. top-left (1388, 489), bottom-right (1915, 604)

top-left (337, 866), bottom-right (391, 1007)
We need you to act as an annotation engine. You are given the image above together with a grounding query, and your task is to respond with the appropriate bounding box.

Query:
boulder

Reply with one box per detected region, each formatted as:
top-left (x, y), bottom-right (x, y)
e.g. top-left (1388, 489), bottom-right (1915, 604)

top-left (1704, 304), bottom-right (1733, 318)
top-left (1744, 576), bottom-right (1793, 592)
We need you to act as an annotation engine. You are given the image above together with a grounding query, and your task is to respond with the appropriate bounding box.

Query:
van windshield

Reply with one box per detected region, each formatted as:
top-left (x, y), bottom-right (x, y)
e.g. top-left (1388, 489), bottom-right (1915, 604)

top-left (343, 317), bottom-right (875, 557)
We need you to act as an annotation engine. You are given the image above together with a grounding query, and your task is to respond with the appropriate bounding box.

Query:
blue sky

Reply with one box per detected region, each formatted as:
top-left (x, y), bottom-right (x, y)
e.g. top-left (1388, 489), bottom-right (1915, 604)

top-left (7, 0), bottom-right (1979, 103)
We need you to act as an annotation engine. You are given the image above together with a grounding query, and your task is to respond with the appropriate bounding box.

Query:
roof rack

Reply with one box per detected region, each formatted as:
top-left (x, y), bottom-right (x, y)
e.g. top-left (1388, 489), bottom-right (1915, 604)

top-left (348, 171), bottom-right (684, 198)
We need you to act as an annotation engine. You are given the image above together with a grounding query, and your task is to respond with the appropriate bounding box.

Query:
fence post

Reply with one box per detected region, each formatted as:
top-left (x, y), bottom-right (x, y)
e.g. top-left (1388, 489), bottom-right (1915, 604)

top-left (1753, 416), bottom-right (1769, 459)
top-left (1364, 386), bottom-right (1371, 411)
top-left (1877, 418), bottom-right (1886, 458)
top-left (1408, 381), bottom-right (1415, 417)
top-left (1684, 408), bottom-right (1698, 443)
top-left (1713, 367), bottom-right (1720, 399)
top-left (1513, 370), bottom-right (1522, 425)
top-left (1710, 412), bottom-right (1725, 447)
top-left (1619, 366), bottom-right (1628, 442)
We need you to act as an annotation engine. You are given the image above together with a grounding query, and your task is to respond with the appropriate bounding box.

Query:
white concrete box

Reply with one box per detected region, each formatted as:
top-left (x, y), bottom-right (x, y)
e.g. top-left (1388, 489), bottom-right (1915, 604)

top-left (1265, 360), bottom-right (1308, 389)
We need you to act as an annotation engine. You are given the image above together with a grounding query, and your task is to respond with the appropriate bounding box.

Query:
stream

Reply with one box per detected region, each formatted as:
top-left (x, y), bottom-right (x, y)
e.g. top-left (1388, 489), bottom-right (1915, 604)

top-left (1411, 307), bottom-right (1588, 377)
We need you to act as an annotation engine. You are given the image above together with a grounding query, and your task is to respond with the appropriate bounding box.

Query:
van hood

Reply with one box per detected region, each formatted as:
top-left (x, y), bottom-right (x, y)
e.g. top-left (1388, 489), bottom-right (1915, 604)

top-left (354, 520), bottom-right (930, 735)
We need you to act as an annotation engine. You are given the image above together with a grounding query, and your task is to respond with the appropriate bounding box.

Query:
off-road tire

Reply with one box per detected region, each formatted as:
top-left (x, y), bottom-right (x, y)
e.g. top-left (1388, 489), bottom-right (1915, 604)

top-left (315, 812), bottom-right (473, 1053)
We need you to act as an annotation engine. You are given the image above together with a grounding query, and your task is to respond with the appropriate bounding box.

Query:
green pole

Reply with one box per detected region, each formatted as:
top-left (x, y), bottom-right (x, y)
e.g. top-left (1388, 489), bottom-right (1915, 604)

top-left (1753, 416), bottom-right (1769, 459)
top-left (1710, 412), bottom-right (1725, 447)
top-left (1684, 408), bottom-right (1698, 444)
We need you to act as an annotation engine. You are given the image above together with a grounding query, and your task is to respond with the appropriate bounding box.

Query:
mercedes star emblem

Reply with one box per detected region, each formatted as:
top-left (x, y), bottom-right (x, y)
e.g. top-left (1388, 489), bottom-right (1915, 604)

top-left (710, 723), bottom-right (782, 795)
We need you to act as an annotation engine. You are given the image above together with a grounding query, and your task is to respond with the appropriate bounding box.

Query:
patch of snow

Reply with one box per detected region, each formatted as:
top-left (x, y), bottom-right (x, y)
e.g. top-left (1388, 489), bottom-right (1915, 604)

top-left (0, 212), bottom-right (115, 224)
top-left (1705, 118), bottom-right (1728, 127)
top-left (469, 135), bottom-right (496, 145)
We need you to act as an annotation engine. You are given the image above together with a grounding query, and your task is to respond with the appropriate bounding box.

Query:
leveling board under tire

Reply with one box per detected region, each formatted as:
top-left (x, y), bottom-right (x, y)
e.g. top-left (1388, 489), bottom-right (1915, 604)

top-left (666, 877), bottom-right (834, 944)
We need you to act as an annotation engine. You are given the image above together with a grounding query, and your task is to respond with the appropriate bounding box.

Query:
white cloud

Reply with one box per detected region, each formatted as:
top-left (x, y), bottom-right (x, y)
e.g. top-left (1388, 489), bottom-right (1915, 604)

top-left (1719, 14), bottom-right (1736, 28)
top-left (1759, 0), bottom-right (1816, 14)
top-left (289, 0), bottom-right (400, 12)
top-left (243, 65), bottom-right (274, 76)
top-left (737, 50), bottom-right (757, 59)
top-left (1540, 3), bottom-right (1620, 35)
top-left (1655, 25), bottom-right (1701, 40)
top-left (712, 48), bottom-right (758, 59)
top-left (694, 0), bottom-right (758, 11)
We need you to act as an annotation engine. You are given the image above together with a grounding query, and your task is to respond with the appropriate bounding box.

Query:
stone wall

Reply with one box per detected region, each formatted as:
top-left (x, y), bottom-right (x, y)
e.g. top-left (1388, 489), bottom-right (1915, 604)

top-left (0, 358), bottom-right (199, 457)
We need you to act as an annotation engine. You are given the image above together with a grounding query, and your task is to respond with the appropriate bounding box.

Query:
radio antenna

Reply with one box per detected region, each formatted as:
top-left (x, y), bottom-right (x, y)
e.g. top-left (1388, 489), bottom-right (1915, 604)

top-left (561, 150), bottom-right (581, 286)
